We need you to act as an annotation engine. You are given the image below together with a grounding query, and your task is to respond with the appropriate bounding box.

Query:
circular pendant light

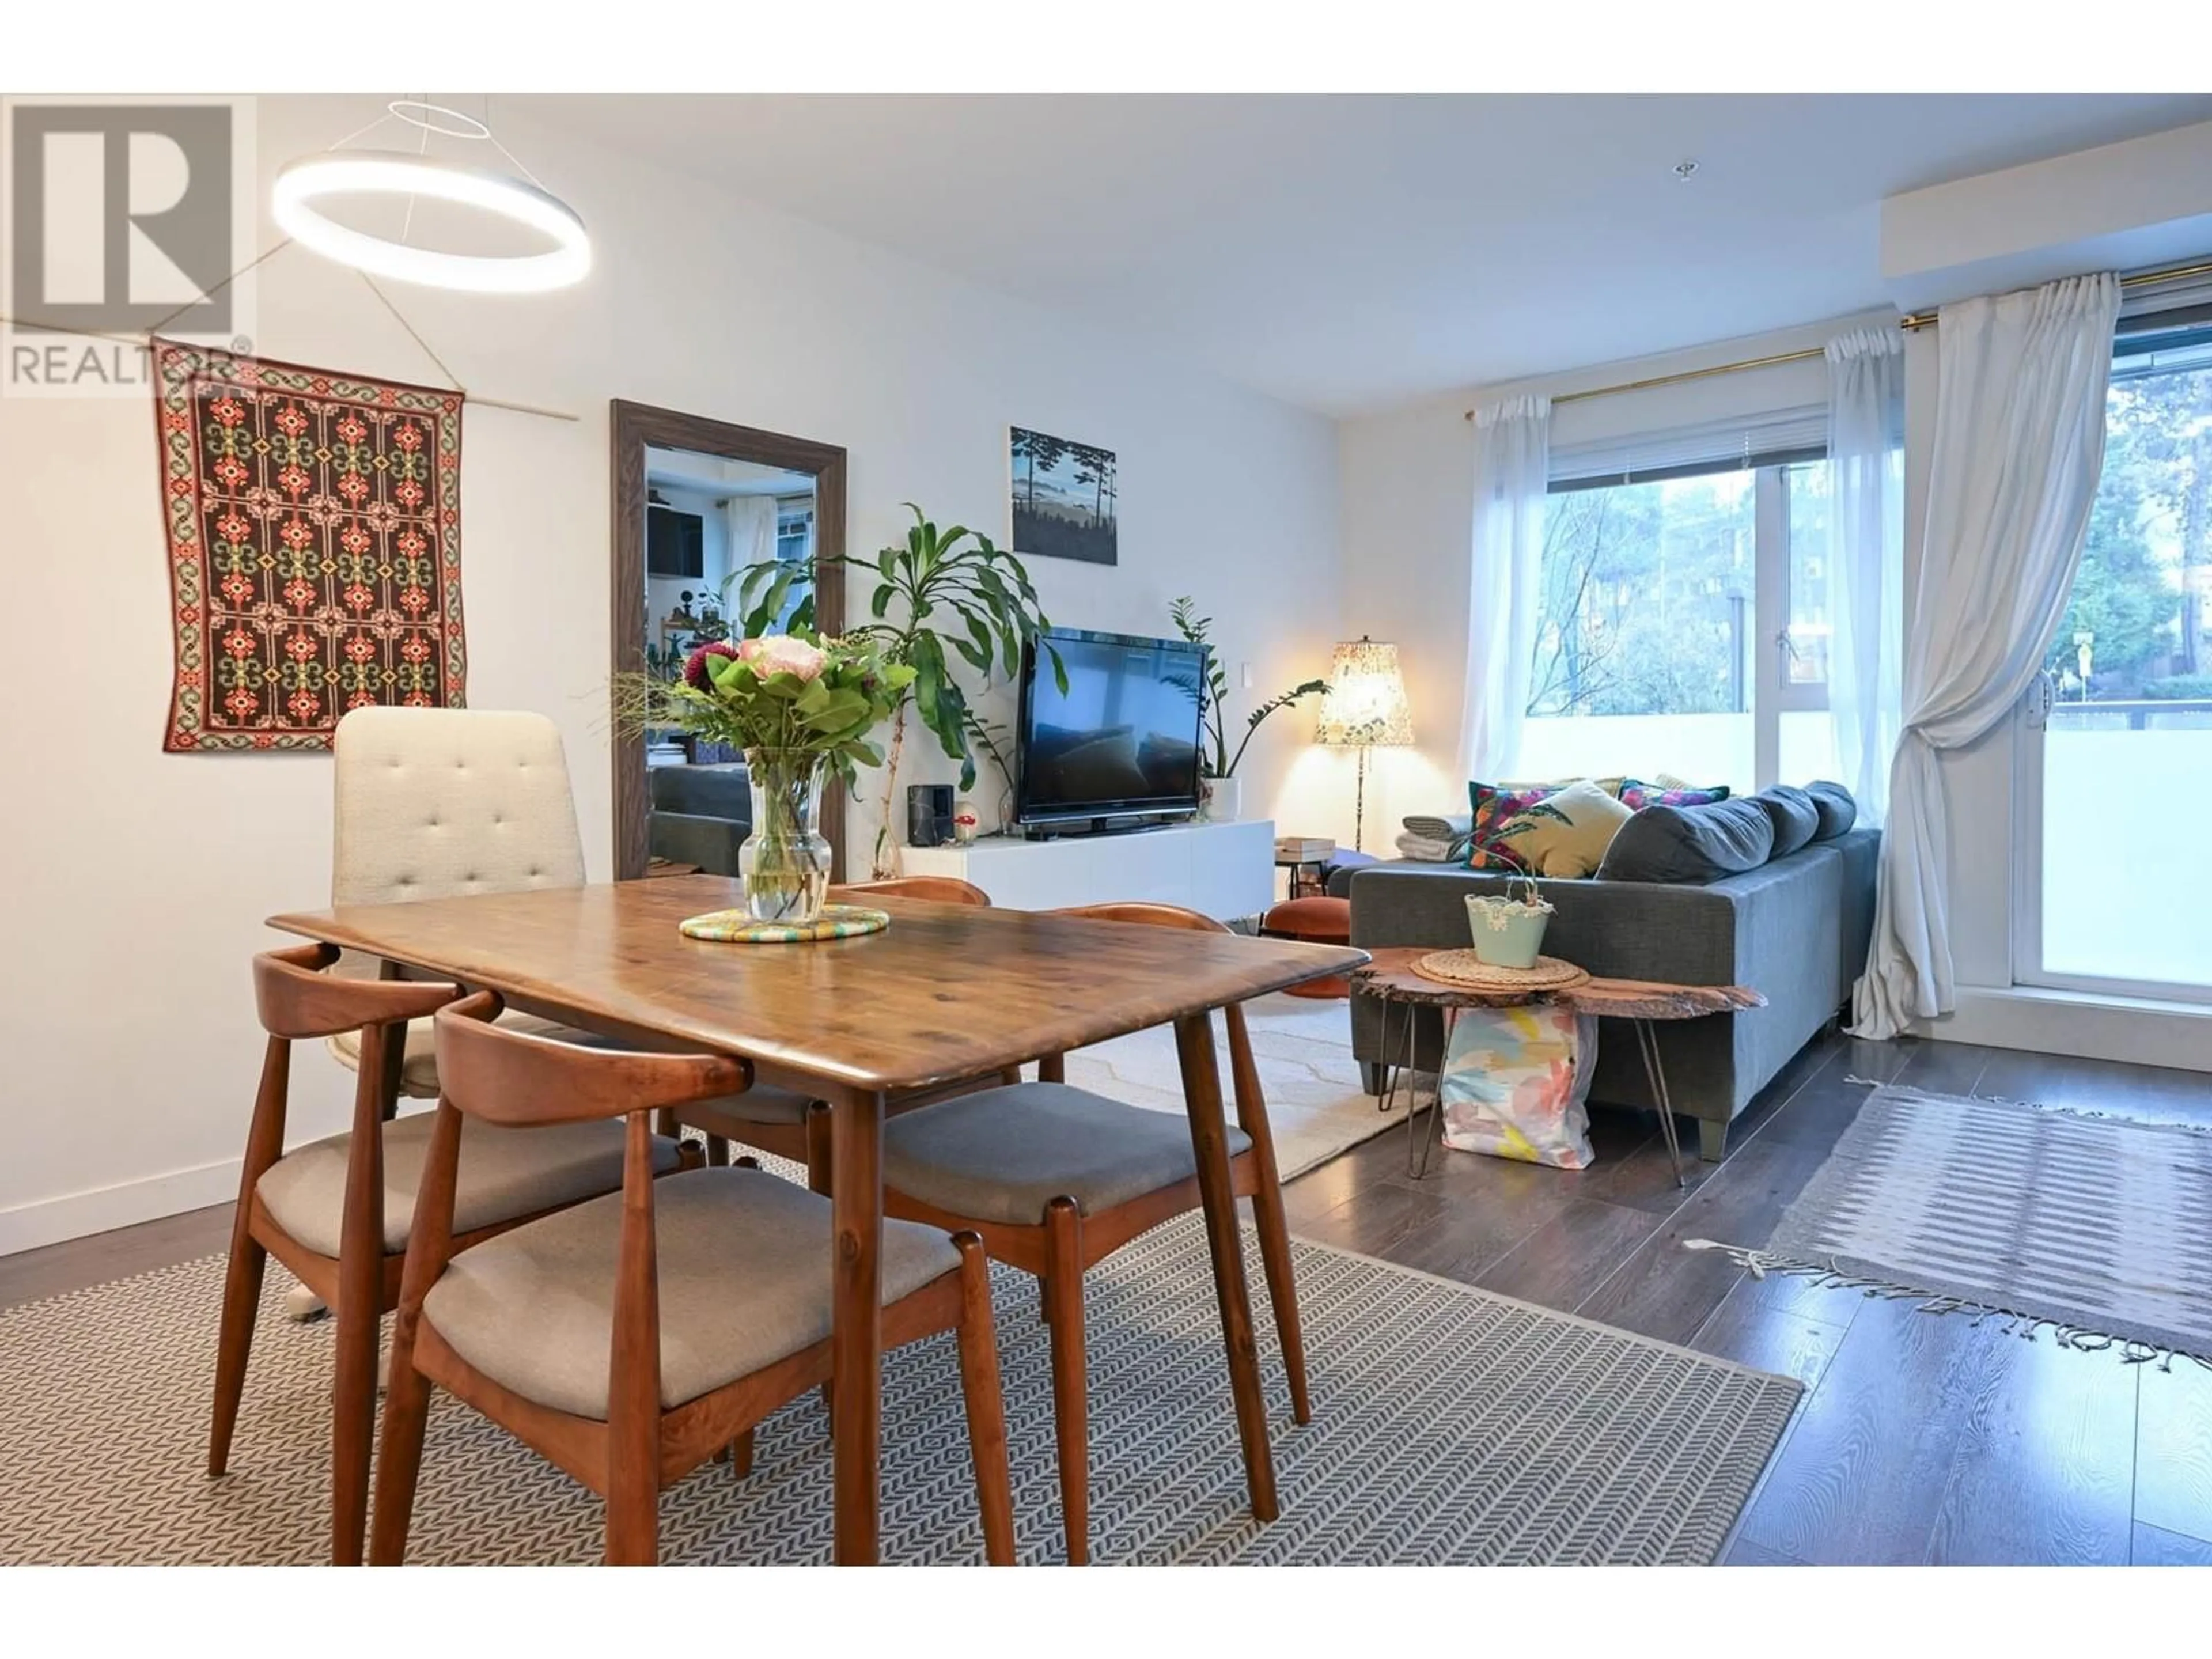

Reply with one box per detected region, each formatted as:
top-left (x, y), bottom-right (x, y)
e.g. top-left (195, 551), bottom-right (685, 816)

top-left (272, 101), bottom-right (590, 294)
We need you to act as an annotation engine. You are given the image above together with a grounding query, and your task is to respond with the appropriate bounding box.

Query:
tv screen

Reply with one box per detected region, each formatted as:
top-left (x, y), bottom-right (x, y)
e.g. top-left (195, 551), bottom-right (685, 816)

top-left (1017, 628), bottom-right (1205, 824)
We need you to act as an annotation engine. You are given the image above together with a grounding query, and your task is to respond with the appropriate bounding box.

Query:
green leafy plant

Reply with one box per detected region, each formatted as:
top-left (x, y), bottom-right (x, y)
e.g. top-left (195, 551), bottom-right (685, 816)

top-left (1168, 595), bottom-right (1328, 779)
top-left (728, 505), bottom-right (1065, 877)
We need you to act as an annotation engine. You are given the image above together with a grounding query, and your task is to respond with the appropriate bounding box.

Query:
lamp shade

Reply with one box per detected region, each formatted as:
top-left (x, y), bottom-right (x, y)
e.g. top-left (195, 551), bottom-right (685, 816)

top-left (1313, 637), bottom-right (1414, 748)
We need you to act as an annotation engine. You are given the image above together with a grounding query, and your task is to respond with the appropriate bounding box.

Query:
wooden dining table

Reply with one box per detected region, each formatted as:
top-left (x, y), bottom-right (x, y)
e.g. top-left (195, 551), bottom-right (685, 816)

top-left (268, 874), bottom-right (1367, 1564)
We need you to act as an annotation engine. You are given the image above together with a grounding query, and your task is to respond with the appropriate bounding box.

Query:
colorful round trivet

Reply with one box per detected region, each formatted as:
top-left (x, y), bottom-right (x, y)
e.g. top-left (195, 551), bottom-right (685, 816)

top-left (1410, 950), bottom-right (1591, 993)
top-left (678, 904), bottom-right (891, 945)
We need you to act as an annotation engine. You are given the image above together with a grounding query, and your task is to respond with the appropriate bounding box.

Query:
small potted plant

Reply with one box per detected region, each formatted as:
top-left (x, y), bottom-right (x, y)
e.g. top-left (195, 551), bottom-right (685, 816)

top-left (1168, 596), bottom-right (1328, 821)
top-left (618, 631), bottom-right (913, 926)
top-left (1465, 876), bottom-right (1555, 969)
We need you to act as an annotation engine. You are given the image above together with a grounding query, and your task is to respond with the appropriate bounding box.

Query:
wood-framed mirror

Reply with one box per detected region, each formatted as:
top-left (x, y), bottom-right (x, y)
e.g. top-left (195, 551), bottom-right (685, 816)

top-left (609, 401), bottom-right (847, 881)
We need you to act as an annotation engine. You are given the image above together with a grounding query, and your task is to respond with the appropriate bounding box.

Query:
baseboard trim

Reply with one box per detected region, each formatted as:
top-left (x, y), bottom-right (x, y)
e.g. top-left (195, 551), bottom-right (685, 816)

top-left (1915, 985), bottom-right (2212, 1074)
top-left (0, 1157), bottom-right (241, 1257)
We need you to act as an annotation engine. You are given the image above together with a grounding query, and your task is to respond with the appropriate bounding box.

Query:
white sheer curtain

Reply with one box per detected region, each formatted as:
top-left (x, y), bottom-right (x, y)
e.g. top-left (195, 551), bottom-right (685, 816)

top-left (1459, 393), bottom-right (1550, 780)
top-left (1824, 328), bottom-right (1904, 827)
top-left (721, 494), bottom-right (779, 577)
top-left (1853, 273), bottom-right (2119, 1040)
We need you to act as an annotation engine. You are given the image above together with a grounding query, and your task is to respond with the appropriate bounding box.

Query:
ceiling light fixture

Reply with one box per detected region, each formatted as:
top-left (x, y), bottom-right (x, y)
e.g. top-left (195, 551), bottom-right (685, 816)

top-left (272, 100), bottom-right (591, 294)
top-left (1673, 158), bottom-right (1701, 182)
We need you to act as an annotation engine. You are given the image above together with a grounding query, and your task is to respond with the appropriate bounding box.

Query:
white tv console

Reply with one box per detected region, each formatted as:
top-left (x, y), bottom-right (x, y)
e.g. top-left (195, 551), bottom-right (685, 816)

top-left (899, 819), bottom-right (1275, 922)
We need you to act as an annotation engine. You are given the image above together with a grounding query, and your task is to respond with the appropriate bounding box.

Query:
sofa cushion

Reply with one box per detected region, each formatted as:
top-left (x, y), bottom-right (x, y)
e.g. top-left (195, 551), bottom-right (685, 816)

top-left (1619, 779), bottom-right (1731, 810)
top-left (1805, 781), bottom-right (1858, 840)
top-left (1464, 781), bottom-right (1556, 871)
top-left (1597, 797), bottom-right (1775, 884)
top-left (1488, 779), bottom-right (1634, 878)
top-left (1750, 785), bottom-right (1820, 859)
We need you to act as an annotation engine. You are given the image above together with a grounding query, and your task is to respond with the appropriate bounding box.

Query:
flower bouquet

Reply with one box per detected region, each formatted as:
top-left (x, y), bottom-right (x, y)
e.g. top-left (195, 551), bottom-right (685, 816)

top-left (618, 631), bottom-right (914, 925)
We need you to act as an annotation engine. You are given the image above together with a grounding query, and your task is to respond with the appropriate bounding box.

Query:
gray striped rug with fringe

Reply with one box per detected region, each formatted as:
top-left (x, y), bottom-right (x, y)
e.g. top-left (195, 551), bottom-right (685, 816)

top-left (1691, 1084), bottom-right (2212, 1366)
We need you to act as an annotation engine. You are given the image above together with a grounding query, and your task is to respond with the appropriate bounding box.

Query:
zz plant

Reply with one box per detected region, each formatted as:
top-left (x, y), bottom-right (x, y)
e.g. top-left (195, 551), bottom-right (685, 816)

top-left (1169, 595), bottom-right (1328, 779)
top-left (729, 504), bottom-right (1065, 877)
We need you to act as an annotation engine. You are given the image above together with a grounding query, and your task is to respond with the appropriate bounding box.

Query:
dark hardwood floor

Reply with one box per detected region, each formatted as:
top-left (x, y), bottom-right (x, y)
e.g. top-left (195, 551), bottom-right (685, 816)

top-left (4, 1026), bottom-right (2209, 1567)
top-left (1280, 1027), bottom-right (2212, 1566)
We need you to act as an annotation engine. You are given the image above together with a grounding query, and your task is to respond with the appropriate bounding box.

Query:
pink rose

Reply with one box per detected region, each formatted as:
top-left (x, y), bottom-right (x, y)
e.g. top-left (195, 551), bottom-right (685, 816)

top-left (741, 634), bottom-right (828, 682)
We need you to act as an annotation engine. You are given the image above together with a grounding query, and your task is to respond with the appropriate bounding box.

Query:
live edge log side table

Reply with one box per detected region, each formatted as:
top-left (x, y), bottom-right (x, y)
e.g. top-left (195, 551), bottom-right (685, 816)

top-left (1351, 946), bottom-right (1766, 1188)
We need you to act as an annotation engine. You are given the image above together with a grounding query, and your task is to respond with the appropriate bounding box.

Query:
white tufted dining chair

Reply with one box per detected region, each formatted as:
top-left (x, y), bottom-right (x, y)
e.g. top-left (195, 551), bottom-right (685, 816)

top-left (323, 707), bottom-right (587, 1097)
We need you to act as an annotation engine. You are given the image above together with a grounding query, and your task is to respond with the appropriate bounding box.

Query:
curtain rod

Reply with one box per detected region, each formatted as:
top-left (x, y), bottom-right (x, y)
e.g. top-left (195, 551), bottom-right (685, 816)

top-left (1464, 252), bottom-right (2212, 421)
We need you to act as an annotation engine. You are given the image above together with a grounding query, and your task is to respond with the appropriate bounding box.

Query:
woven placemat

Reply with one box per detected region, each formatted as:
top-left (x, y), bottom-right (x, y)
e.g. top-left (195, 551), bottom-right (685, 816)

top-left (1411, 950), bottom-right (1591, 993)
top-left (679, 904), bottom-right (891, 945)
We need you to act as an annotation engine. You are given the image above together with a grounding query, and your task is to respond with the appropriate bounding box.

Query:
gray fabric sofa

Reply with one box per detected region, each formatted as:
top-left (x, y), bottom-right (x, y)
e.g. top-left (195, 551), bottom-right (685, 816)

top-left (1331, 828), bottom-right (1880, 1160)
top-left (647, 763), bottom-right (752, 874)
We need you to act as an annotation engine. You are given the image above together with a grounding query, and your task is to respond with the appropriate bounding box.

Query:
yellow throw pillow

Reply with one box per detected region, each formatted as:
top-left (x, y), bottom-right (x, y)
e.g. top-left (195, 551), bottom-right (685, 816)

top-left (1490, 779), bottom-right (1634, 878)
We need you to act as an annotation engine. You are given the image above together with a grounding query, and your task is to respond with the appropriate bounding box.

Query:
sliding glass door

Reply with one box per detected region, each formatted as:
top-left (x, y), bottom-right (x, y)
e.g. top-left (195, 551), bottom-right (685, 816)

top-left (2016, 323), bottom-right (2212, 999)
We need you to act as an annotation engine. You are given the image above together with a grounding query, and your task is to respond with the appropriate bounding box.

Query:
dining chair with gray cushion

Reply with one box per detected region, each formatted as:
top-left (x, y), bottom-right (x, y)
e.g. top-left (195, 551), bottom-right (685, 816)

top-left (875, 900), bottom-right (1310, 1565)
top-left (369, 991), bottom-right (1014, 1567)
top-left (211, 945), bottom-right (695, 1565)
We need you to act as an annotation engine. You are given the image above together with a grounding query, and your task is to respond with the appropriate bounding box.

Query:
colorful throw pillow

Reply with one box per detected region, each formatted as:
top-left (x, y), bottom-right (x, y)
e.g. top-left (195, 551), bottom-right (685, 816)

top-left (1465, 780), bottom-right (1558, 870)
top-left (1618, 778), bottom-right (1731, 811)
top-left (1488, 779), bottom-right (1634, 878)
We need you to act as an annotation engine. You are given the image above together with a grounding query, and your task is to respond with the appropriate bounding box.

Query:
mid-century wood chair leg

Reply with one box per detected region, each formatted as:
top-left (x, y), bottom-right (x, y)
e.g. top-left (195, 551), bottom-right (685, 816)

top-left (210, 1035), bottom-right (290, 1477)
top-left (952, 1235), bottom-right (1016, 1565)
top-left (369, 1357), bottom-right (433, 1566)
top-left (330, 1292), bottom-right (381, 1565)
top-left (372, 1100), bottom-right (460, 1569)
top-left (207, 1234), bottom-right (266, 1476)
top-left (331, 1028), bottom-right (392, 1566)
top-left (704, 1133), bottom-right (732, 1167)
top-left (730, 1429), bottom-right (755, 1478)
top-left (1249, 1180), bottom-right (1312, 1426)
top-left (1043, 1196), bottom-right (1090, 1565)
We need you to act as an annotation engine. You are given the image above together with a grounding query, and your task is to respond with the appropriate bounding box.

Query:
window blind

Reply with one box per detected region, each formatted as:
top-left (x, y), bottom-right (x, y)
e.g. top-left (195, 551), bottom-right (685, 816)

top-left (1547, 403), bottom-right (1828, 493)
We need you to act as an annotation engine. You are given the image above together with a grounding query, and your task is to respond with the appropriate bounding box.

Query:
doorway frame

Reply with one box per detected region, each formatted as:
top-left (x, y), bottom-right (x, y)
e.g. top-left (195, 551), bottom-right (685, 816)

top-left (609, 400), bottom-right (847, 881)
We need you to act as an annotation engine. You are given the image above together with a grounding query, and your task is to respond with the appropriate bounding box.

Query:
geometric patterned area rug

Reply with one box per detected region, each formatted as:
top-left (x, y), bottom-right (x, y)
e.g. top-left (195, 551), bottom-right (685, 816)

top-left (1691, 1084), bottom-right (2212, 1368)
top-left (0, 1217), bottom-right (1798, 1565)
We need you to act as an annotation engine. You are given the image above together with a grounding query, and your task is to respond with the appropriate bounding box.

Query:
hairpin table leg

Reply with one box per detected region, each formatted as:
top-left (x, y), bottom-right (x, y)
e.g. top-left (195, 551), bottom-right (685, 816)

top-left (1406, 1007), bottom-right (1451, 1180)
top-left (1631, 1018), bottom-right (1687, 1188)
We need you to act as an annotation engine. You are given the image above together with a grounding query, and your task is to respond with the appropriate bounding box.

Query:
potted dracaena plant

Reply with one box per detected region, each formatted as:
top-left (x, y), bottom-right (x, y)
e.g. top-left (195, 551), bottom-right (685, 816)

top-left (726, 505), bottom-right (1065, 878)
top-left (1168, 596), bottom-right (1328, 823)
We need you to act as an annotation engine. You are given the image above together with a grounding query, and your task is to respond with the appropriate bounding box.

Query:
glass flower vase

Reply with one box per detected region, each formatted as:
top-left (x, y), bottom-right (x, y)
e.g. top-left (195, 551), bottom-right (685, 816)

top-left (739, 748), bottom-right (832, 925)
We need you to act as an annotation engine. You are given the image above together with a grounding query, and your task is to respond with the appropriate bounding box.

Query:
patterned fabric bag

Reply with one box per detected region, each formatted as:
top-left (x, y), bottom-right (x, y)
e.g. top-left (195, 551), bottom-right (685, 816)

top-left (1437, 1005), bottom-right (1599, 1169)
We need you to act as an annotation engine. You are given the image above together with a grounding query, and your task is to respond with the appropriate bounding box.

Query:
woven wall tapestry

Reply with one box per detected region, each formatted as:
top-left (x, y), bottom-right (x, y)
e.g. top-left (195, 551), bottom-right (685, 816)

top-left (154, 337), bottom-right (466, 752)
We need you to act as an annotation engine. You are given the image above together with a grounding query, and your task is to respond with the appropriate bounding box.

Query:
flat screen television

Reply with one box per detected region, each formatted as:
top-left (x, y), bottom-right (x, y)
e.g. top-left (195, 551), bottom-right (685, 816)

top-left (1016, 627), bottom-right (1206, 828)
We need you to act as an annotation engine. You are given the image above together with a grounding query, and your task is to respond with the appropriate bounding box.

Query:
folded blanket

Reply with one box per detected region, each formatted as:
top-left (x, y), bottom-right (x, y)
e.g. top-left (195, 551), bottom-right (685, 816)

top-left (1402, 811), bottom-right (1473, 842)
top-left (1395, 829), bottom-right (1461, 863)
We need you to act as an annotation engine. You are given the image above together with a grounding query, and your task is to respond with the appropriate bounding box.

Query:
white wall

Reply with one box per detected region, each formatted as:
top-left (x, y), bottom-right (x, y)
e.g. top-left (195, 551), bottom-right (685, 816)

top-left (0, 94), bottom-right (1343, 1249)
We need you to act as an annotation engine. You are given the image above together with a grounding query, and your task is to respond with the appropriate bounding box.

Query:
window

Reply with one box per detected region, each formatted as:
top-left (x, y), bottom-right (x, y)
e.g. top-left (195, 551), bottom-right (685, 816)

top-left (775, 503), bottom-right (813, 566)
top-left (1520, 451), bottom-right (1835, 792)
top-left (2023, 320), bottom-right (2212, 996)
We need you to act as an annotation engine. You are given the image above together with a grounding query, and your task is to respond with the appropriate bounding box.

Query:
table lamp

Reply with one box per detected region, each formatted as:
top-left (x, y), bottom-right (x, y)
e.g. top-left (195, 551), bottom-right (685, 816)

top-left (1313, 637), bottom-right (1414, 852)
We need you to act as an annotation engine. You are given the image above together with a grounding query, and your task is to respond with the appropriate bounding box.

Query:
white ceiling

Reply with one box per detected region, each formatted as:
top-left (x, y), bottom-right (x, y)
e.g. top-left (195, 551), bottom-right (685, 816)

top-left (536, 94), bottom-right (2212, 416)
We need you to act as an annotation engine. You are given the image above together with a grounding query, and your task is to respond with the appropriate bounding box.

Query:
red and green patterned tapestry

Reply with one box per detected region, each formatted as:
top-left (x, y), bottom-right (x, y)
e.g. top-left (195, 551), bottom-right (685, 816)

top-left (154, 338), bottom-right (466, 752)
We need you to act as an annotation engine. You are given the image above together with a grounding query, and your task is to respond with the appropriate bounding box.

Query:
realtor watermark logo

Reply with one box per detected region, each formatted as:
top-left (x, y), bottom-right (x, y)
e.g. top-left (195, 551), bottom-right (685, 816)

top-left (2, 95), bottom-right (256, 396)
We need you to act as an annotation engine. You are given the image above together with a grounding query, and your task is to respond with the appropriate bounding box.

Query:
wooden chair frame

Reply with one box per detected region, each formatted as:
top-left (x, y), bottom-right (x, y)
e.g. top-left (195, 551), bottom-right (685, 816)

top-left (879, 901), bottom-right (1311, 1565)
top-left (370, 991), bottom-right (1015, 1567)
top-left (210, 944), bottom-right (705, 1566)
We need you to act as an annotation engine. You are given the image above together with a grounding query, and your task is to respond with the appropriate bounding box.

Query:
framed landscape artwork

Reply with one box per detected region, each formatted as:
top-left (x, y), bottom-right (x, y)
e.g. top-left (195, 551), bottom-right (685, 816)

top-left (1009, 425), bottom-right (1117, 566)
